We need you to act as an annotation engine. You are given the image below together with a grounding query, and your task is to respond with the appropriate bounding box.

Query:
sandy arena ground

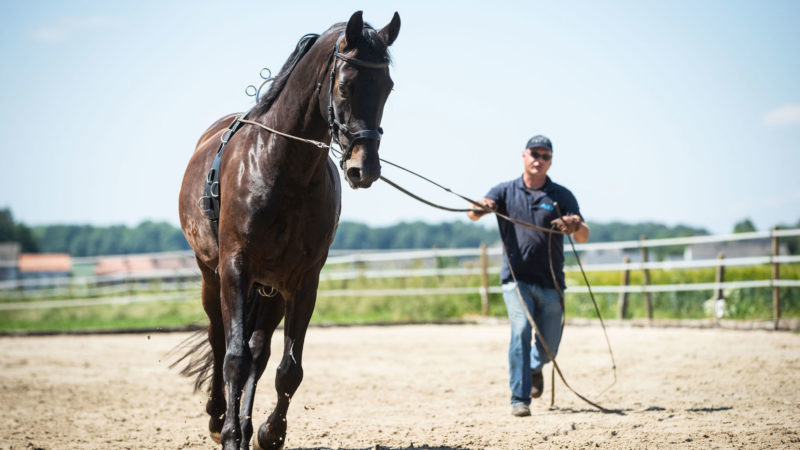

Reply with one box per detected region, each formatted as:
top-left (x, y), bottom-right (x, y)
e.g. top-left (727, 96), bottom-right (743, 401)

top-left (1, 322), bottom-right (799, 449)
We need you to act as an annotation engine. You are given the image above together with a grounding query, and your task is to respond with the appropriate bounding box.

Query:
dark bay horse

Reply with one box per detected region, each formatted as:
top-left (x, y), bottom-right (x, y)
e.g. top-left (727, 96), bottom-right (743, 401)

top-left (176, 11), bottom-right (400, 450)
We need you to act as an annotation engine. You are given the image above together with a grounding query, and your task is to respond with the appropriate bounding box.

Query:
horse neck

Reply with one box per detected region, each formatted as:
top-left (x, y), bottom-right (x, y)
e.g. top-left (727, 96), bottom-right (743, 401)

top-left (251, 60), bottom-right (331, 186)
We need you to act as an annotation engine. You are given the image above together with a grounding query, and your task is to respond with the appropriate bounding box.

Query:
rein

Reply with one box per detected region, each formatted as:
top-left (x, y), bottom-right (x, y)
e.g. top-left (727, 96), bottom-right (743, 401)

top-left (206, 31), bottom-right (618, 413)
top-left (237, 115), bottom-right (620, 413)
top-left (375, 160), bottom-right (620, 412)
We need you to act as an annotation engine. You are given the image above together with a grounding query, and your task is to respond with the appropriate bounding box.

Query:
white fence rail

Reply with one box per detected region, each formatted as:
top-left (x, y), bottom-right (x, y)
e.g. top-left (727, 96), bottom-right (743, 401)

top-left (1, 229), bottom-right (798, 322)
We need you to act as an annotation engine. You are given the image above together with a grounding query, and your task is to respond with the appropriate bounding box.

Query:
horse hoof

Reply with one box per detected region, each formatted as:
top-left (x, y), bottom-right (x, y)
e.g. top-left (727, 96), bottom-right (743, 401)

top-left (253, 434), bottom-right (282, 450)
top-left (253, 434), bottom-right (283, 450)
top-left (210, 431), bottom-right (221, 444)
top-left (254, 423), bottom-right (284, 450)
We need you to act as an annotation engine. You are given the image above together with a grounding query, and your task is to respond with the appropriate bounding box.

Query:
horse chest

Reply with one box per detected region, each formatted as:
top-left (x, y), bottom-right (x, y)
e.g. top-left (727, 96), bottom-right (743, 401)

top-left (243, 189), bottom-right (336, 270)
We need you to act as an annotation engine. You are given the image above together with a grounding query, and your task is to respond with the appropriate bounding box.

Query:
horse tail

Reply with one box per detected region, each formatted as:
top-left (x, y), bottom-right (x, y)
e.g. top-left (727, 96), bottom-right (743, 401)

top-left (168, 327), bottom-right (214, 393)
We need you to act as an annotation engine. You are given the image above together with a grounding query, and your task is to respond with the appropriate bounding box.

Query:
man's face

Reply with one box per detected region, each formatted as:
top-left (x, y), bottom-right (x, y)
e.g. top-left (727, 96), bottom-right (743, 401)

top-left (522, 147), bottom-right (552, 177)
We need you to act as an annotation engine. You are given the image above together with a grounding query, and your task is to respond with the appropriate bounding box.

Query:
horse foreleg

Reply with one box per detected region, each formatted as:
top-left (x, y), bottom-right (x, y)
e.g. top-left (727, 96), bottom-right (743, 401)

top-left (239, 293), bottom-right (285, 450)
top-left (255, 275), bottom-right (318, 450)
top-left (219, 257), bottom-right (253, 450)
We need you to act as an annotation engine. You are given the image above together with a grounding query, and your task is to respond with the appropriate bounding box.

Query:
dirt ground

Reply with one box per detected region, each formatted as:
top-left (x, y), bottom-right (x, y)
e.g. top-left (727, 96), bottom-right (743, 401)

top-left (1, 322), bottom-right (799, 449)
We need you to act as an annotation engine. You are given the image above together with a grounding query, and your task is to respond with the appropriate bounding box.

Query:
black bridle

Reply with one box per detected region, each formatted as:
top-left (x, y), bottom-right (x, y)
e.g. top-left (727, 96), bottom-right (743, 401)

top-left (324, 32), bottom-right (389, 169)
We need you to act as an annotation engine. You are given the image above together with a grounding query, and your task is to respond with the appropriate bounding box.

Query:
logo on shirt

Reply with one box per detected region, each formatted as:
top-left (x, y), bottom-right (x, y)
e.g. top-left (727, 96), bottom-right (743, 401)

top-left (540, 203), bottom-right (554, 211)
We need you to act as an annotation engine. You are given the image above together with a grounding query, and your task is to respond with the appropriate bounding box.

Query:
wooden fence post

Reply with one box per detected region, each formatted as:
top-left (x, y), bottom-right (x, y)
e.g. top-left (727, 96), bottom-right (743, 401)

top-left (618, 255), bottom-right (630, 319)
top-left (640, 236), bottom-right (653, 321)
top-left (772, 226), bottom-right (780, 330)
top-left (713, 252), bottom-right (726, 320)
top-left (432, 245), bottom-right (443, 282)
top-left (480, 244), bottom-right (490, 316)
top-left (714, 252), bottom-right (725, 301)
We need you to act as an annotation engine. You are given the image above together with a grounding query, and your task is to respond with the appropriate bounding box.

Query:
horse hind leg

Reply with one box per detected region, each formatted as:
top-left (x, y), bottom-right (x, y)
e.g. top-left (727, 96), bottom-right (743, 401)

top-left (199, 267), bottom-right (227, 444)
top-left (170, 263), bottom-right (226, 444)
top-left (239, 288), bottom-right (285, 450)
top-left (255, 275), bottom-right (318, 450)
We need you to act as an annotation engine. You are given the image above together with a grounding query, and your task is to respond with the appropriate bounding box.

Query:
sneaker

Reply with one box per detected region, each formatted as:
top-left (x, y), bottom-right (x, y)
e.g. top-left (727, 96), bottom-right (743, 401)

top-left (531, 370), bottom-right (544, 399)
top-left (511, 403), bottom-right (531, 417)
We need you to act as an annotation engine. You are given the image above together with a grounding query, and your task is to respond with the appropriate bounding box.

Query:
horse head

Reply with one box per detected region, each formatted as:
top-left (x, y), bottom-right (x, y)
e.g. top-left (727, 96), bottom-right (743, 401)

top-left (324, 11), bottom-right (400, 189)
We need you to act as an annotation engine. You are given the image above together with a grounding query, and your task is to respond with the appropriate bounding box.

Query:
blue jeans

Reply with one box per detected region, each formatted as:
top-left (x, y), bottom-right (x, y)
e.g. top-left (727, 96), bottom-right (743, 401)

top-left (502, 280), bottom-right (563, 405)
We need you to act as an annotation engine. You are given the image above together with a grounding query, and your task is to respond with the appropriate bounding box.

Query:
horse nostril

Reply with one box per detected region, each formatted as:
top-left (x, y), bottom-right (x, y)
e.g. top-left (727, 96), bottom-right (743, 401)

top-left (346, 167), bottom-right (362, 182)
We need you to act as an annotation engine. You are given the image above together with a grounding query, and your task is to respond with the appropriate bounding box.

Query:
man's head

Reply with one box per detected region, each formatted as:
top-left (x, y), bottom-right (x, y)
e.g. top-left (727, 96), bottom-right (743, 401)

top-left (522, 135), bottom-right (553, 179)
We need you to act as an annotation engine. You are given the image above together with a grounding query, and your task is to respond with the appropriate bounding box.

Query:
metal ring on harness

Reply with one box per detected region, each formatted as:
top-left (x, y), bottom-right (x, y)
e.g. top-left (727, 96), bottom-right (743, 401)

top-left (221, 129), bottom-right (234, 144)
top-left (245, 67), bottom-right (275, 102)
top-left (257, 285), bottom-right (277, 297)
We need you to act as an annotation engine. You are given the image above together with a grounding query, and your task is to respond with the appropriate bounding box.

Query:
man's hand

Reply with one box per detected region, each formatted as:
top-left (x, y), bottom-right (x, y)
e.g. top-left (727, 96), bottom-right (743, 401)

top-left (467, 198), bottom-right (496, 221)
top-left (551, 215), bottom-right (582, 234)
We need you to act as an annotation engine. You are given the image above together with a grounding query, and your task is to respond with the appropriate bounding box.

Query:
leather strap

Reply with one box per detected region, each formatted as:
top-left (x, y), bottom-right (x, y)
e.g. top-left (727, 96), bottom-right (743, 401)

top-left (197, 114), bottom-right (245, 244)
top-left (327, 32), bottom-right (388, 169)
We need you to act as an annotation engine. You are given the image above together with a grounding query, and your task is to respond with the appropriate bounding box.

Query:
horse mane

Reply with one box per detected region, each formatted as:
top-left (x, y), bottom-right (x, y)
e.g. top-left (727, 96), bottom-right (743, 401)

top-left (250, 23), bottom-right (392, 118)
top-left (251, 33), bottom-right (320, 117)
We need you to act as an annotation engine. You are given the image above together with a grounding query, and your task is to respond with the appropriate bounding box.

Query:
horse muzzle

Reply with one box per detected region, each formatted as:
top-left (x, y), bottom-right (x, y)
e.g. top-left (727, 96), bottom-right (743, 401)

top-left (342, 139), bottom-right (381, 189)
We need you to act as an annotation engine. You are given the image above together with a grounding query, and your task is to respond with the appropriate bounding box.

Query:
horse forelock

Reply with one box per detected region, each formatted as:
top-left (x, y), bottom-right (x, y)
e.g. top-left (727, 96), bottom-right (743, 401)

top-left (325, 22), bottom-right (392, 64)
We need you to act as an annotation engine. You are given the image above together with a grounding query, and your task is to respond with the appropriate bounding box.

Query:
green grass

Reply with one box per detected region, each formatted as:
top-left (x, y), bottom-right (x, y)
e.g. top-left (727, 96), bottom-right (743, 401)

top-left (564, 264), bottom-right (800, 320)
top-left (1, 263), bottom-right (797, 332)
top-left (0, 297), bottom-right (206, 332)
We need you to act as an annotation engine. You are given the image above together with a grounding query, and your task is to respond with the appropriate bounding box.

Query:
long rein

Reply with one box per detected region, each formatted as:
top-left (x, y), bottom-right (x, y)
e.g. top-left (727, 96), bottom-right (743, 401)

top-left (232, 115), bottom-right (619, 413)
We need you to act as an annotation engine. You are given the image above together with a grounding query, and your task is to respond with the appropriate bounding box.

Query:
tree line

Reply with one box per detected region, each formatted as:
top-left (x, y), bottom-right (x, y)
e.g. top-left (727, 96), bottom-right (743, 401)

top-left (1, 208), bottom-right (797, 257)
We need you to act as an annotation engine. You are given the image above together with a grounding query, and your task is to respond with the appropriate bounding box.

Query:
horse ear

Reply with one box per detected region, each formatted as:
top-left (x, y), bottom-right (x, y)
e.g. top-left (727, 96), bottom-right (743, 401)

top-left (379, 12), bottom-right (401, 47)
top-left (345, 11), bottom-right (363, 49)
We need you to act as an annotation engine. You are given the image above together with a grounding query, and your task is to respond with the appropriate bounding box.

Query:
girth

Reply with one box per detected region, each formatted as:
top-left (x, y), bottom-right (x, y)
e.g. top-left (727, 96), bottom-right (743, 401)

top-left (197, 114), bottom-right (245, 244)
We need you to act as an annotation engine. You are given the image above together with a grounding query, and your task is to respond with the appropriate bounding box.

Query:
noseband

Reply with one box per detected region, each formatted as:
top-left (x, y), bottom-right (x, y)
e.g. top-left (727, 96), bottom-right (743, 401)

top-left (325, 33), bottom-right (390, 169)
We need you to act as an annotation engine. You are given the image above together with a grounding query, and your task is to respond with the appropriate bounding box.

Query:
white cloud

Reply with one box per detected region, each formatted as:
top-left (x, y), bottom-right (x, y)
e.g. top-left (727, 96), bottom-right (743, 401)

top-left (29, 16), bottom-right (119, 44)
top-left (764, 104), bottom-right (800, 126)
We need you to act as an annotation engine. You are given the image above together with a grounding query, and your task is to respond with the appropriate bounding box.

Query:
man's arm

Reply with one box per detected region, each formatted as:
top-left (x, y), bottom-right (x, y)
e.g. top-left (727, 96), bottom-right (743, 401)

top-left (550, 214), bottom-right (590, 243)
top-left (573, 219), bottom-right (590, 243)
top-left (467, 198), bottom-right (496, 221)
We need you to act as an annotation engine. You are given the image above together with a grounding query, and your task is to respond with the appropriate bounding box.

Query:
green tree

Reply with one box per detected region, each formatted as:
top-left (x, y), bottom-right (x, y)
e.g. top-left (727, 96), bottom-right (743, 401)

top-left (585, 221), bottom-right (708, 242)
top-left (0, 209), bottom-right (15, 243)
top-left (733, 218), bottom-right (757, 233)
top-left (33, 221), bottom-right (189, 256)
top-left (0, 208), bottom-right (39, 252)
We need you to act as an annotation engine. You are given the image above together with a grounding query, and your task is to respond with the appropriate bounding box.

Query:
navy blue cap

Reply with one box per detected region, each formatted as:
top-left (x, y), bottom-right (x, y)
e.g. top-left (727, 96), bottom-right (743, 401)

top-left (525, 135), bottom-right (552, 152)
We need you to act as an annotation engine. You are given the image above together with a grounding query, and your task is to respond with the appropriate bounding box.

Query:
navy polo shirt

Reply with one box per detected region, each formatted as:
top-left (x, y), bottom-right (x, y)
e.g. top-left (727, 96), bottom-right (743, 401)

top-left (485, 176), bottom-right (582, 290)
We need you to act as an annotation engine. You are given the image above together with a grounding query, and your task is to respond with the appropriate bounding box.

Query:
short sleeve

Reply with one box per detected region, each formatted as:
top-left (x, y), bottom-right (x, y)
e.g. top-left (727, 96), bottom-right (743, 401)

top-left (559, 189), bottom-right (582, 221)
top-left (485, 183), bottom-right (506, 211)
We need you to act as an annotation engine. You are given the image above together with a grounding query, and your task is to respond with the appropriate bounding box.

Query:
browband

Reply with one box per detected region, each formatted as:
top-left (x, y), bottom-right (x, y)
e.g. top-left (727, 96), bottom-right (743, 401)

top-left (333, 33), bottom-right (390, 69)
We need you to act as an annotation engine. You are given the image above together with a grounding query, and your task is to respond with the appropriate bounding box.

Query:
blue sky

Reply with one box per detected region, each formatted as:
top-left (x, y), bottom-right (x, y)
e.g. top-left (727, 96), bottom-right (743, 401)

top-left (1, 1), bottom-right (799, 234)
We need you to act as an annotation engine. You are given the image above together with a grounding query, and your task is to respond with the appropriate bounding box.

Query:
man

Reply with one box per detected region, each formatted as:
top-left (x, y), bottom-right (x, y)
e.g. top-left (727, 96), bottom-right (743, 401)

top-left (467, 135), bottom-right (589, 417)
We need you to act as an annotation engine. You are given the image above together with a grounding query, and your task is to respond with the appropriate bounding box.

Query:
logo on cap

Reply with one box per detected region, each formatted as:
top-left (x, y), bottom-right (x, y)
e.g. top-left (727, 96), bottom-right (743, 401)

top-left (525, 135), bottom-right (553, 152)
